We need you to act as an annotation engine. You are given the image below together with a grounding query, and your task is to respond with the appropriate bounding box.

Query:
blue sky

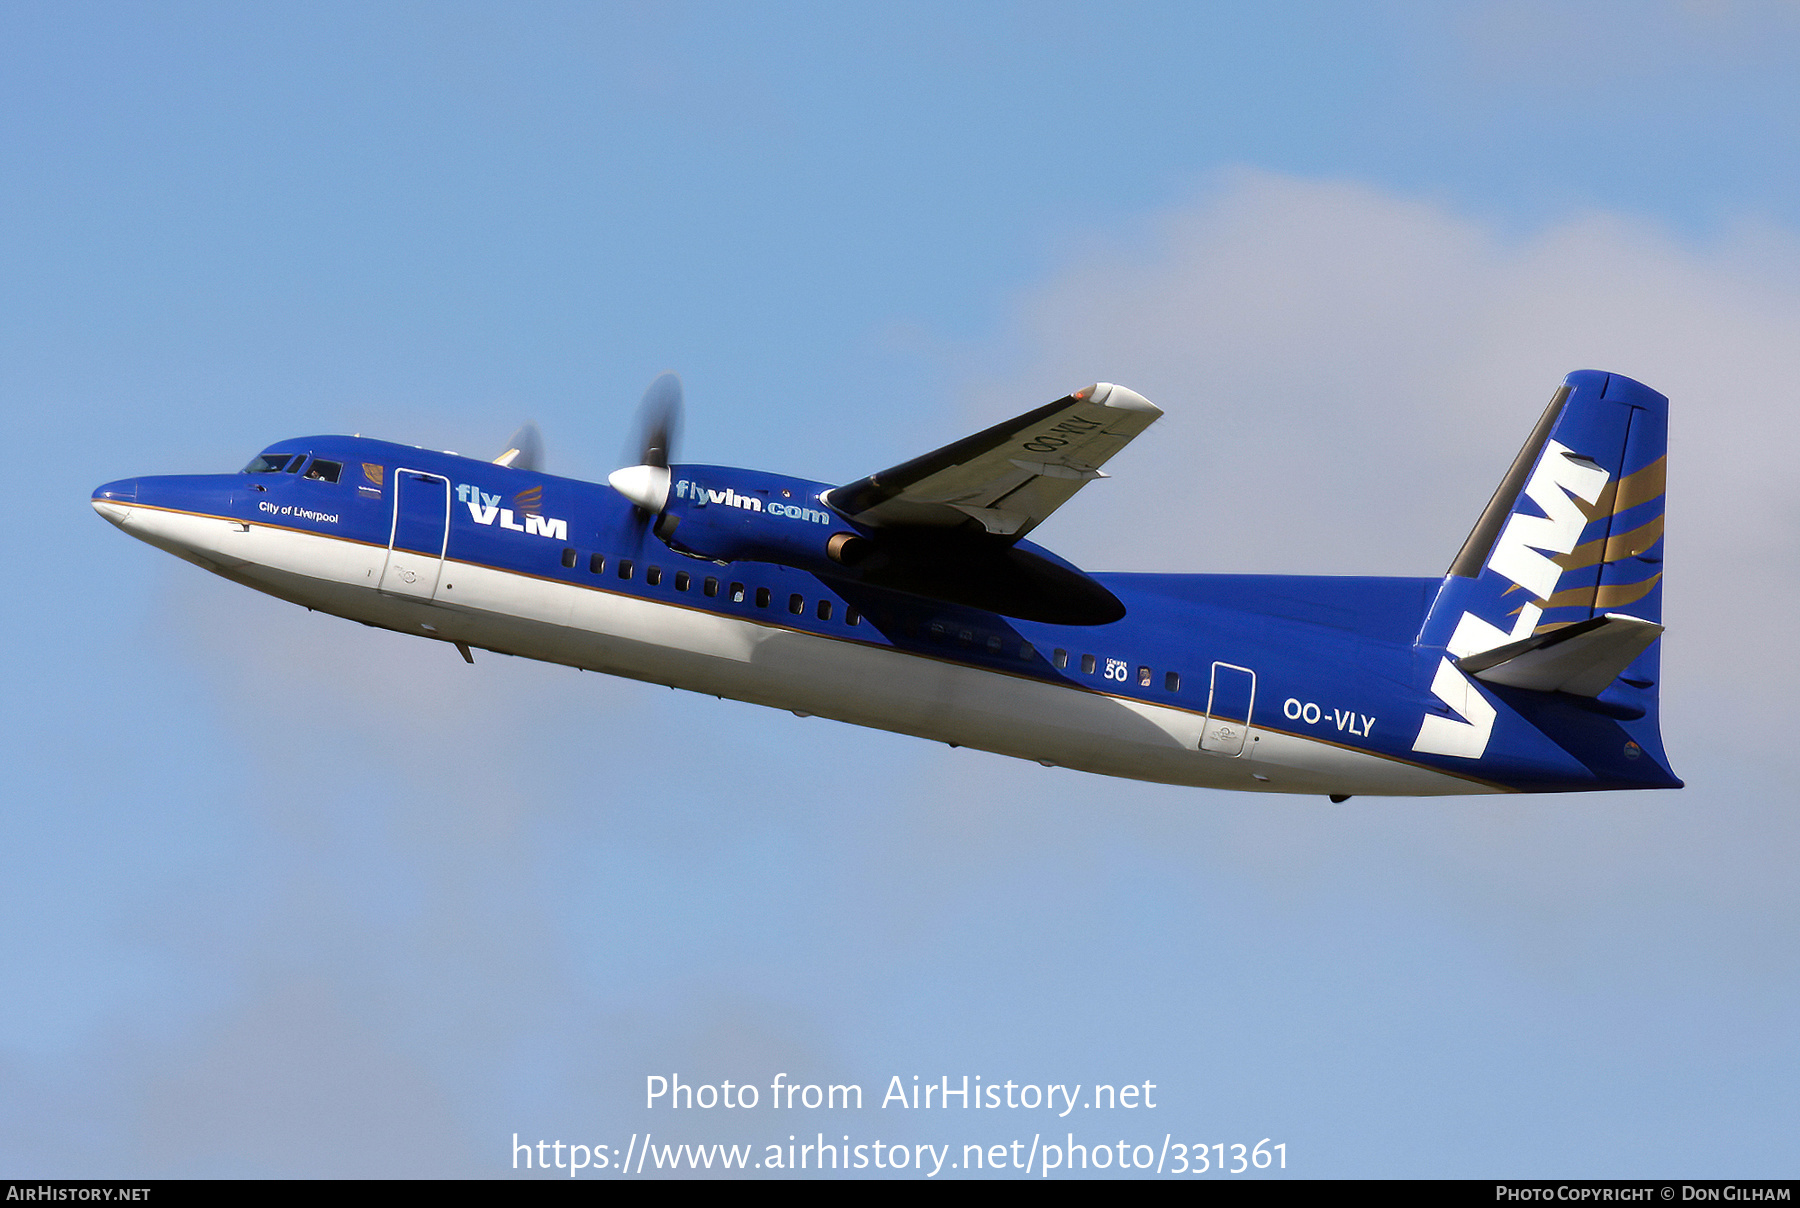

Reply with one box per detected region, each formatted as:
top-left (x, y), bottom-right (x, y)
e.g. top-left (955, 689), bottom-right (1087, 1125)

top-left (4, 1), bottom-right (1798, 1178)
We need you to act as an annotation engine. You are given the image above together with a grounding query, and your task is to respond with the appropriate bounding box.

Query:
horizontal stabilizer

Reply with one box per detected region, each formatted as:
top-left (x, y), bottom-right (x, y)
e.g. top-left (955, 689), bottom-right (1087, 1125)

top-left (1456, 612), bottom-right (1663, 697)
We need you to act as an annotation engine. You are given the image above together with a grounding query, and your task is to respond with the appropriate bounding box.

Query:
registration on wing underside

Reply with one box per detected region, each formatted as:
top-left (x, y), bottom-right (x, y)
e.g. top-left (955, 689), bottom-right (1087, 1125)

top-left (823, 383), bottom-right (1162, 539)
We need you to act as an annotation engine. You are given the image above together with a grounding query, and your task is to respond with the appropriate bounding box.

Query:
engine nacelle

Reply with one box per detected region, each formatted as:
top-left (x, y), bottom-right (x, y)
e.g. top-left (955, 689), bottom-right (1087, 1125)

top-left (646, 464), bottom-right (1123, 625)
top-left (653, 466), bottom-right (852, 573)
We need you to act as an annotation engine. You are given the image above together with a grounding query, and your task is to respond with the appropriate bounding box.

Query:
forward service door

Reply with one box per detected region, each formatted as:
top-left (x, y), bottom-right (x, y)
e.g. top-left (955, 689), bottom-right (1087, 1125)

top-left (379, 469), bottom-right (450, 601)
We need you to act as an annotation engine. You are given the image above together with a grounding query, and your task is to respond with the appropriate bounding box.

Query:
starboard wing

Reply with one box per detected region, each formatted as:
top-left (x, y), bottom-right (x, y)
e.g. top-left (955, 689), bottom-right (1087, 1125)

top-left (823, 383), bottom-right (1161, 540)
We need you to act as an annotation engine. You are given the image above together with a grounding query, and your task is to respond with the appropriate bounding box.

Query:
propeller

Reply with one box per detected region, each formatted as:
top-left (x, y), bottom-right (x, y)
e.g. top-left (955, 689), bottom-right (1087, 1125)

top-left (492, 421), bottom-right (543, 472)
top-left (633, 372), bottom-right (683, 470)
top-left (609, 372), bottom-right (684, 516)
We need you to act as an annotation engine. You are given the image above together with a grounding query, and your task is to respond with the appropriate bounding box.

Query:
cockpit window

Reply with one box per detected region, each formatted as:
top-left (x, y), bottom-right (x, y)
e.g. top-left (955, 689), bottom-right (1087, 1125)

top-left (286, 455), bottom-right (307, 473)
top-left (243, 453), bottom-right (297, 473)
top-left (303, 459), bottom-right (342, 483)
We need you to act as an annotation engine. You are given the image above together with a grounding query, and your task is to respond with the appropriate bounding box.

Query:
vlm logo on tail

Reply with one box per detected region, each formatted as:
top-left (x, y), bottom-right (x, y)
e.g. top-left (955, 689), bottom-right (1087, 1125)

top-left (1415, 440), bottom-right (1610, 759)
top-left (1396, 360), bottom-right (1677, 766)
top-left (1446, 440), bottom-right (1610, 661)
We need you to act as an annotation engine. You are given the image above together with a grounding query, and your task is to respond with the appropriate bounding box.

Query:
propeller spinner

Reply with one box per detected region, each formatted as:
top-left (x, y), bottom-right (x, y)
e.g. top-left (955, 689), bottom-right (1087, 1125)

top-left (609, 372), bottom-right (684, 514)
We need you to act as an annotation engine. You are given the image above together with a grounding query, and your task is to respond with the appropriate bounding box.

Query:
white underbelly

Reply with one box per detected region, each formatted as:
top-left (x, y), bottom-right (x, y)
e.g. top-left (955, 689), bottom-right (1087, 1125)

top-left (120, 507), bottom-right (1493, 797)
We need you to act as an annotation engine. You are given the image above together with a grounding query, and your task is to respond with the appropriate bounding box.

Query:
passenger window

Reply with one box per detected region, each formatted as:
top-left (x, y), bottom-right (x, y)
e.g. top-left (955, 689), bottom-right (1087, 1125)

top-left (1054, 648), bottom-right (1068, 669)
top-left (845, 607), bottom-right (861, 626)
top-left (788, 593), bottom-right (804, 615)
top-left (928, 622), bottom-right (946, 641)
top-left (1081, 653), bottom-right (1096, 674)
top-left (561, 548), bottom-right (577, 569)
top-left (986, 635), bottom-right (1003, 653)
top-left (730, 582), bottom-right (745, 603)
top-left (589, 553), bottom-right (605, 574)
top-left (618, 559), bottom-right (634, 580)
top-left (1019, 642), bottom-right (1034, 660)
top-left (647, 566), bottom-right (662, 587)
top-left (675, 571), bottom-right (691, 592)
top-left (705, 577), bottom-right (720, 598)
top-left (816, 599), bottom-right (832, 621)
top-left (755, 587), bottom-right (771, 608)
top-left (957, 628), bottom-right (973, 647)
top-left (1137, 666), bottom-right (1151, 687)
top-left (1165, 670), bottom-right (1181, 692)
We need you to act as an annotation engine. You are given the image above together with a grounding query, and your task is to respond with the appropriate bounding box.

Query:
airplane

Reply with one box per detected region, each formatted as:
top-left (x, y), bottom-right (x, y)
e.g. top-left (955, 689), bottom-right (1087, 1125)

top-left (91, 369), bottom-right (1679, 799)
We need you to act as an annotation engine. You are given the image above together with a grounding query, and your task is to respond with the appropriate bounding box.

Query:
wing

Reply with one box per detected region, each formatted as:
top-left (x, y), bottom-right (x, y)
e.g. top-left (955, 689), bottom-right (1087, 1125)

top-left (823, 383), bottom-right (1161, 540)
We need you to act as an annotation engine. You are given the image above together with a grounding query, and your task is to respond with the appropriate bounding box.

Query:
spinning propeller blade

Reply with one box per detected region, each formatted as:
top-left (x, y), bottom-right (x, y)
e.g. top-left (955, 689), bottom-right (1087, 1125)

top-left (609, 372), bottom-right (685, 519)
top-left (492, 421), bottom-right (543, 472)
top-left (633, 372), bottom-right (683, 470)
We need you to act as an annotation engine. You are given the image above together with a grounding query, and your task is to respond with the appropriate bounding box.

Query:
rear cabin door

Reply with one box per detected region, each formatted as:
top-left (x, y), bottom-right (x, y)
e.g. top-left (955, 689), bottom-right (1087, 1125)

top-left (380, 469), bottom-right (450, 600)
top-left (1200, 662), bottom-right (1256, 756)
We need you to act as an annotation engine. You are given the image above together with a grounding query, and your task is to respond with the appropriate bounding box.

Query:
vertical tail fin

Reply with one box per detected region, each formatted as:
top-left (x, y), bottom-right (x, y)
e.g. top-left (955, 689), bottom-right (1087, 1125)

top-left (1413, 371), bottom-right (1675, 784)
top-left (1421, 370), bottom-right (1666, 649)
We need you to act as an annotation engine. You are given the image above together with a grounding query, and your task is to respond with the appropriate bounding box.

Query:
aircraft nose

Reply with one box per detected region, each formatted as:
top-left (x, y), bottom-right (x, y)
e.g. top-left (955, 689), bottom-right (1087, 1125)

top-left (91, 478), bottom-right (138, 526)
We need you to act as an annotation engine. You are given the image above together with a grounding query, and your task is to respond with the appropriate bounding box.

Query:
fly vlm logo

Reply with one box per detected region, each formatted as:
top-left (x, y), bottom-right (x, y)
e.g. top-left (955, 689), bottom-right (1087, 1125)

top-left (1413, 439), bottom-right (1610, 760)
top-left (455, 482), bottom-right (568, 541)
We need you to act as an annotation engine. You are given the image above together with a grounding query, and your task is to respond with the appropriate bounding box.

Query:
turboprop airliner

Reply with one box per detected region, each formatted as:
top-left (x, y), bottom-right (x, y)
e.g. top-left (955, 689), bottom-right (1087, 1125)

top-left (91, 369), bottom-right (1678, 798)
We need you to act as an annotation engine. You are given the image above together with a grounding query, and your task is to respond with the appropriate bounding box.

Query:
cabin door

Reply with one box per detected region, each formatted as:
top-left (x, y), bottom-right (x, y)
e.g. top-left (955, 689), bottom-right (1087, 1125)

top-left (1200, 662), bottom-right (1256, 756)
top-left (379, 469), bottom-right (450, 601)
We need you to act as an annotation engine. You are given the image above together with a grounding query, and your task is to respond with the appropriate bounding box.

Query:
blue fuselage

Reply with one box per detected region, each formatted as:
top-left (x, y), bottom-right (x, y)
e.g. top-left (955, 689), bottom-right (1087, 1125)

top-left (92, 433), bottom-right (1680, 798)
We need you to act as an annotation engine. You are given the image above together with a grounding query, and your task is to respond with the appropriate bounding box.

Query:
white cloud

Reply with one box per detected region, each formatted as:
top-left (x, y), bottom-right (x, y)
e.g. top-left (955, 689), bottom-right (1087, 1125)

top-left (974, 168), bottom-right (1800, 773)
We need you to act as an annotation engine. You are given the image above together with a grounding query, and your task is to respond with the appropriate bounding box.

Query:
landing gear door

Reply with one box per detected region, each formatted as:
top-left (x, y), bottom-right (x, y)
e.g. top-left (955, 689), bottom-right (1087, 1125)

top-left (1200, 662), bottom-right (1256, 756)
top-left (380, 469), bottom-right (450, 601)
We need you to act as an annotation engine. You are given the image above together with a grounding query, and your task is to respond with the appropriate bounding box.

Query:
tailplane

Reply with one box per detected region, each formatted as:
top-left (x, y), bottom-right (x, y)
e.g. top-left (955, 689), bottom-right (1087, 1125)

top-left (1456, 612), bottom-right (1661, 696)
top-left (1413, 371), bottom-right (1677, 787)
